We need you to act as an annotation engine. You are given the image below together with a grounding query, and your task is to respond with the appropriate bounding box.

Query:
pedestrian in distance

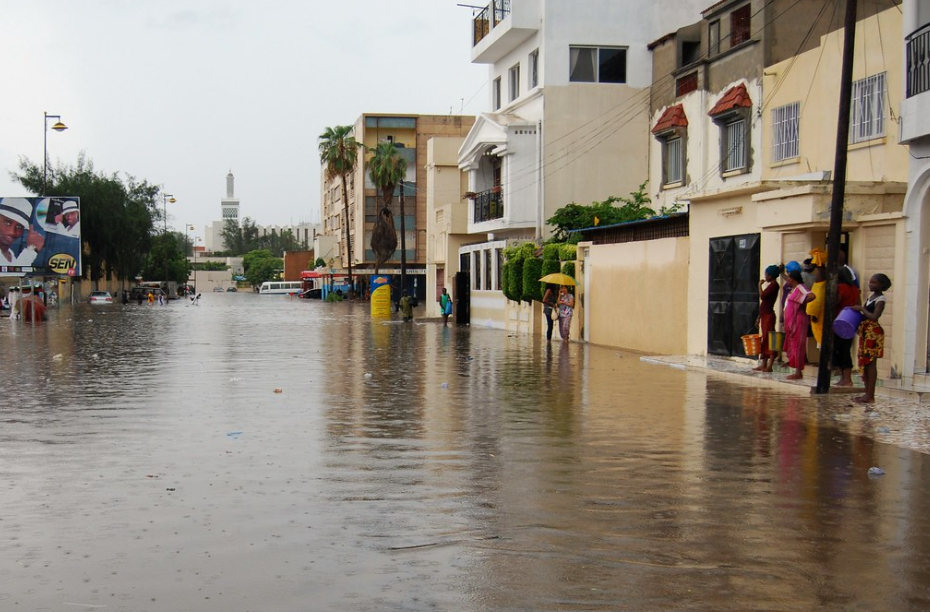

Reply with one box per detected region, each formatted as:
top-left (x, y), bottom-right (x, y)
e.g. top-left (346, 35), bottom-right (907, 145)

top-left (754, 265), bottom-right (781, 372)
top-left (783, 269), bottom-right (813, 380)
top-left (851, 273), bottom-right (892, 404)
top-left (557, 285), bottom-right (574, 342)
top-left (399, 291), bottom-right (414, 322)
top-left (439, 287), bottom-right (452, 326)
top-left (542, 283), bottom-right (557, 342)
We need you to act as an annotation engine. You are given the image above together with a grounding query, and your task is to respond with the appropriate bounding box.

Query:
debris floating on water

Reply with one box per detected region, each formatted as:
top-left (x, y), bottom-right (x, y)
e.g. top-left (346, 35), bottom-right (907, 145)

top-left (52, 354), bottom-right (63, 361)
top-left (227, 432), bottom-right (243, 439)
top-left (274, 388), bottom-right (283, 394)
top-left (440, 383), bottom-right (449, 389)
top-left (868, 467), bottom-right (885, 477)
top-left (877, 427), bottom-right (891, 434)
top-left (363, 372), bottom-right (373, 379)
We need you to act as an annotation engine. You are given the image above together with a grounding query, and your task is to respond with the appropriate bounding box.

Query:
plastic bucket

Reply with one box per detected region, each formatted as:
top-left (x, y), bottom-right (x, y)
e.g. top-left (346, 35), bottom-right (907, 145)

top-left (834, 307), bottom-right (863, 339)
top-left (741, 334), bottom-right (762, 356)
top-left (768, 331), bottom-right (785, 353)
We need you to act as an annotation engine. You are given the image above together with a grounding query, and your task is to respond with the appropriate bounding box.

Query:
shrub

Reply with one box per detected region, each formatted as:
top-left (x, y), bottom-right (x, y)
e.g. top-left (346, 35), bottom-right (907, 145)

top-left (542, 243), bottom-right (561, 261)
top-left (523, 257), bottom-right (543, 302)
top-left (501, 261), bottom-right (514, 301)
top-left (559, 244), bottom-right (577, 261)
top-left (509, 257), bottom-right (524, 302)
top-left (561, 261), bottom-right (575, 279)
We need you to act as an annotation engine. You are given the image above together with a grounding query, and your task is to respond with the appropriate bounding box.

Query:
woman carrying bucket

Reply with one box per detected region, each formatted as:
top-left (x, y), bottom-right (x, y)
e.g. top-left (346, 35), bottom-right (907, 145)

top-left (850, 273), bottom-right (892, 404)
top-left (753, 264), bottom-right (781, 372)
top-left (783, 268), bottom-right (814, 380)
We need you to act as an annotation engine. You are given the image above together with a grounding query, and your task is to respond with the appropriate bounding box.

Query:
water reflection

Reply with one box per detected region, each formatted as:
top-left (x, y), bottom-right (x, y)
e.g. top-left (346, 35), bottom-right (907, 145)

top-left (1, 296), bottom-right (930, 610)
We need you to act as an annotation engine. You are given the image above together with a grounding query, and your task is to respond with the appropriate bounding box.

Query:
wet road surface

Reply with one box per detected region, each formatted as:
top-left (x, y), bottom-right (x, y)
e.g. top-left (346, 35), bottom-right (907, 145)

top-left (2, 294), bottom-right (930, 611)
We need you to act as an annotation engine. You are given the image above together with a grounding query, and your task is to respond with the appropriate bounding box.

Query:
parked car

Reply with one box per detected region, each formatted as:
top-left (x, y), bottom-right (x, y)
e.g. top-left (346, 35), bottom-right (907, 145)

top-left (89, 291), bottom-right (113, 304)
top-left (213, 286), bottom-right (224, 292)
top-left (300, 288), bottom-right (322, 299)
top-left (226, 286), bottom-right (238, 292)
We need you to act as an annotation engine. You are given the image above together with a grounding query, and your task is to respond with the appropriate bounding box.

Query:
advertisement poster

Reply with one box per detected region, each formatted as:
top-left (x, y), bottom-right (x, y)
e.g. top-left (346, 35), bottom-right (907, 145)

top-left (370, 275), bottom-right (391, 318)
top-left (0, 196), bottom-right (81, 277)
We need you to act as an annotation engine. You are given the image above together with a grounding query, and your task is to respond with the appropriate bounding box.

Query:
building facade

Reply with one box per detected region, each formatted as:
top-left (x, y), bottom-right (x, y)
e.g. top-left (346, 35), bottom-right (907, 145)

top-left (319, 114), bottom-right (475, 299)
top-left (457, 0), bottom-right (711, 330)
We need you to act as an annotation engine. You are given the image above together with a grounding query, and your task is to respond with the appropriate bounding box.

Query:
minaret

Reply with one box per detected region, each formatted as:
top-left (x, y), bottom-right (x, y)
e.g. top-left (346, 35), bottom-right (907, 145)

top-left (221, 170), bottom-right (240, 225)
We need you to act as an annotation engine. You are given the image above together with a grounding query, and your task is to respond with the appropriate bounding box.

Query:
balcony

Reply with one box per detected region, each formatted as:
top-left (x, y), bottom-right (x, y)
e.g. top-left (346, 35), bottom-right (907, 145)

top-left (472, 0), bottom-right (510, 46)
top-left (901, 22), bottom-right (930, 144)
top-left (907, 22), bottom-right (930, 98)
top-left (472, 188), bottom-right (504, 223)
top-left (470, 0), bottom-right (539, 64)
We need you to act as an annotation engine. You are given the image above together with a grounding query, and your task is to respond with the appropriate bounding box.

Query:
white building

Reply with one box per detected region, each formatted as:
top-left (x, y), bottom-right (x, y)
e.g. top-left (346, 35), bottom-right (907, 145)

top-left (456, 0), bottom-right (709, 329)
top-left (900, 0), bottom-right (930, 384)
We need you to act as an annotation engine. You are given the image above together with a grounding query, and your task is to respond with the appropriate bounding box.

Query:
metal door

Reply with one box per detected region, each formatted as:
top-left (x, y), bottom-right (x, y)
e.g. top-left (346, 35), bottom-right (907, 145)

top-left (707, 234), bottom-right (760, 356)
top-left (455, 271), bottom-right (470, 325)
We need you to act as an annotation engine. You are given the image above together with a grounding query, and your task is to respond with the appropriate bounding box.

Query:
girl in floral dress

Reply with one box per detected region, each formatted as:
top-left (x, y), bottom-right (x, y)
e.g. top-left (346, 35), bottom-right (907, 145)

top-left (852, 273), bottom-right (891, 404)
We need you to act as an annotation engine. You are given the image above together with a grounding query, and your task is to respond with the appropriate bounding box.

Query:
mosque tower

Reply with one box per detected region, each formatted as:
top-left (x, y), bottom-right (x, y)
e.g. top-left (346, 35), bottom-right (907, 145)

top-left (221, 170), bottom-right (240, 225)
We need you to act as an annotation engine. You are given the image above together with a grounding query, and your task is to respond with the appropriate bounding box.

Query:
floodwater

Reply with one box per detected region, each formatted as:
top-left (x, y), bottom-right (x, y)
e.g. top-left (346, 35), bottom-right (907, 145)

top-left (2, 294), bottom-right (930, 612)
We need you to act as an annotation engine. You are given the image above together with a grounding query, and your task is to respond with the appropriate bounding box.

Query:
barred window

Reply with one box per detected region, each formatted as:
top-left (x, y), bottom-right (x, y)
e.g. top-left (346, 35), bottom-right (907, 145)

top-left (772, 102), bottom-right (799, 162)
top-left (666, 138), bottom-right (683, 184)
top-left (850, 72), bottom-right (886, 144)
top-left (724, 119), bottom-right (746, 172)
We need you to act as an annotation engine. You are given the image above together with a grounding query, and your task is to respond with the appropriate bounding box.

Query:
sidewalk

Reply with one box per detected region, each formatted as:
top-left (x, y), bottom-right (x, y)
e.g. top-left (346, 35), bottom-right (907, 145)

top-left (642, 354), bottom-right (930, 455)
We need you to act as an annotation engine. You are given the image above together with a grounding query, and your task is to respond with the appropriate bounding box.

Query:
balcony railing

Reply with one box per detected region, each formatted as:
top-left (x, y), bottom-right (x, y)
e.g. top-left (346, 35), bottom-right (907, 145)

top-left (907, 22), bottom-right (930, 98)
top-left (473, 188), bottom-right (504, 223)
top-left (472, 0), bottom-right (511, 46)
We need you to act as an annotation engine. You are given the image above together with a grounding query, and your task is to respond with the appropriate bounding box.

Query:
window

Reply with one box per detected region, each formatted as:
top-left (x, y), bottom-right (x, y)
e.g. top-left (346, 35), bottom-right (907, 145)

top-left (850, 72), bottom-right (886, 144)
top-left (724, 119), bottom-right (747, 171)
top-left (529, 49), bottom-right (539, 89)
top-left (708, 20), bottom-right (721, 56)
top-left (569, 46), bottom-right (627, 83)
top-left (509, 63), bottom-right (520, 102)
top-left (666, 138), bottom-right (683, 184)
top-left (731, 5), bottom-right (751, 47)
top-left (772, 102), bottom-right (800, 161)
top-left (676, 72), bottom-right (698, 97)
top-left (493, 77), bottom-right (501, 110)
top-left (474, 250), bottom-right (481, 290)
top-left (485, 250), bottom-right (492, 290)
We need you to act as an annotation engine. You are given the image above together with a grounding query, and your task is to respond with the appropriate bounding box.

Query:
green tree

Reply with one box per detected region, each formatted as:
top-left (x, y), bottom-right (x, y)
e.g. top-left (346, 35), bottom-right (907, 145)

top-left (319, 125), bottom-right (359, 288)
top-left (13, 154), bottom-right (160, 284)
top-left (546, 181), bottom-right (661, 242)
top-left (368, 141), bottom-right (407, 273)
top-left (242, 249), bottom-right (281, 287)
top-left (141, 231), bottom-right (189, 284)
top-left (314, 257), bottom-right (326, 269)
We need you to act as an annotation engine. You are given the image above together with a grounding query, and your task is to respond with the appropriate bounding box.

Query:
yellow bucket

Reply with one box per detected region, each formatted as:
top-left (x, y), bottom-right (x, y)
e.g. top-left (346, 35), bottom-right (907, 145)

top-left (768, 331), bottom-right (785, 353)
top-left (741, 334), bottom-right (762, 356)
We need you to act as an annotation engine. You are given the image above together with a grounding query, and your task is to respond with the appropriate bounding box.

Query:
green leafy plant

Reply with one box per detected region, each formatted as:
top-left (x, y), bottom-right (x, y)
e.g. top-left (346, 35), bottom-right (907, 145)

top-left (561, 261), bottom-right (575, 279)
top-left (546, 181), bottom-right (655, 242)
top-left (522, 257), bottom-right (543, 303)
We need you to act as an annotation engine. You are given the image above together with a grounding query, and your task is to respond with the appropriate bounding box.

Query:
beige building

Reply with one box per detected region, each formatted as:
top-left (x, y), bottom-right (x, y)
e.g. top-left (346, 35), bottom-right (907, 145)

top-left (320, 114), bottom-right (474, 300)
top-left (645, 0), bottom-right (904, 375)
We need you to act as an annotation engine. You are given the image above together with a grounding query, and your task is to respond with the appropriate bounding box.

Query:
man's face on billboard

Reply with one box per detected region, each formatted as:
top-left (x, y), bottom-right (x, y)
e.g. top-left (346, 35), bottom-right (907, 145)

top-left (0, 214), bottom-right (25, 250)
top-left (64, 211), bottom-right (79, 227)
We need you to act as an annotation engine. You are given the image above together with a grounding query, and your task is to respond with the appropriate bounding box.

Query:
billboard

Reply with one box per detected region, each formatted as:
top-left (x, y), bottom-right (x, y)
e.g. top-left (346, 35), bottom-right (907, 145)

top-left (0, 197), bottom-right (81, 277)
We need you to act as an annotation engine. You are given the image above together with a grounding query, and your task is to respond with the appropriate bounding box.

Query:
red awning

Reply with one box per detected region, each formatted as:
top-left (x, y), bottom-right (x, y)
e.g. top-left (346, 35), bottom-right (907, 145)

top-left (652, 104), bottom-right (688, 134)
top-left (708, 83), bottom-right (752, 117)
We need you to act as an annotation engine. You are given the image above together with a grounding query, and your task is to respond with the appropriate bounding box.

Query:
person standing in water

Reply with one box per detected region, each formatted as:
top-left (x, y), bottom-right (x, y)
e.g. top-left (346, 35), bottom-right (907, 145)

top-left (851, 273), bottom-right (892, 404)
top-left (754, 265), bottom-right (781, 372)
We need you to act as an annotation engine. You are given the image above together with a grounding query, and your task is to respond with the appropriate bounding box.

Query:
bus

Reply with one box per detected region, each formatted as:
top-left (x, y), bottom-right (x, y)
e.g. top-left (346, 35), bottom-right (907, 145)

top-left (258, 281), bottom-right (302, 295)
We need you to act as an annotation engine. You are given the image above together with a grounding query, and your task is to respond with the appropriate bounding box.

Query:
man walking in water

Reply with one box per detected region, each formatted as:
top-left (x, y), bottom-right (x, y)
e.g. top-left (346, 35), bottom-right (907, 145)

top-left (399, 291), bottom-right (414, 323)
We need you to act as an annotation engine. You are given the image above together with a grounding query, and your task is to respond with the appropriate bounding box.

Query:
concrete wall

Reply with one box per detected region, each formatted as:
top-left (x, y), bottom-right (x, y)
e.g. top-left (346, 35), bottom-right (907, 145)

top-left (761, 7), bottom-right (907, 183)
top-left (584, 237), bottom-right (690, 354)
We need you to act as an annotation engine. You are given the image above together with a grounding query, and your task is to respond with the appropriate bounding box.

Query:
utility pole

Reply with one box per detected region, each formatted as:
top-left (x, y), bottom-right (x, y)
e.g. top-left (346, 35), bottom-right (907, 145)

top-left (815, 0), bottom-right (858, 394)
top-left (399, 181), bottom-right (408, 295)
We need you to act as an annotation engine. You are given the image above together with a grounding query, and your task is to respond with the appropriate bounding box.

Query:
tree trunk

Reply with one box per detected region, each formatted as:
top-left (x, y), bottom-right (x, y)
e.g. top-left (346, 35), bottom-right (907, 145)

top-left (340, 170), bottom-right (353, 290)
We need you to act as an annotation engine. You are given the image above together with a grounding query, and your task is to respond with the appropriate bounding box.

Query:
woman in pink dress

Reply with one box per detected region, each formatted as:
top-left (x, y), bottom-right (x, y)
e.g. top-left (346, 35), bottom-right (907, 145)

top-left (782, 269), bottom-right (813, 380)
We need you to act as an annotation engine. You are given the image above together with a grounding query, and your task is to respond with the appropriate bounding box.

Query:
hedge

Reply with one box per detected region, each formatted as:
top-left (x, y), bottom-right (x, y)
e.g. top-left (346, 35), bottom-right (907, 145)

top-left (522, 257), bottom-right (543, 303)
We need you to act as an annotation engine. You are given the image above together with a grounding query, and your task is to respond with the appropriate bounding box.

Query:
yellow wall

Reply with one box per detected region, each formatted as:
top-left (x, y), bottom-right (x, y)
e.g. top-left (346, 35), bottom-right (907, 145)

top-left (585, 237), bottom-right (690, 354)
top-left (762, 7), bottom-right (907, 183)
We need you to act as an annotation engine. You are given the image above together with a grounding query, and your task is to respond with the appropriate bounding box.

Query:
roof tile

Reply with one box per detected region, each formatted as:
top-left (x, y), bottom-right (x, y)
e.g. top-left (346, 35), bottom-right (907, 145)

top-left (708, 83), bottom-right (752, 117)
top-left (652, 104), bottom-right (689, 134)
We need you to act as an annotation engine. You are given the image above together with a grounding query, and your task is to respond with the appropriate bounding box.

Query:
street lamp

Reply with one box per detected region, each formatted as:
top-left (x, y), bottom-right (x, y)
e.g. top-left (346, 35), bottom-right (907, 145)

top-left (43, 112), bottom-right (68, 195)
top-left (162, 193), bottom-right (176, 287)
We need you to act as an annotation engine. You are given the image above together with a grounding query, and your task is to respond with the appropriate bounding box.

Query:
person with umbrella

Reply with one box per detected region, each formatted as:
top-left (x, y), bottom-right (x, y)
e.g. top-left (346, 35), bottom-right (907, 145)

top-left (556, 285), bottom-right (575, 341)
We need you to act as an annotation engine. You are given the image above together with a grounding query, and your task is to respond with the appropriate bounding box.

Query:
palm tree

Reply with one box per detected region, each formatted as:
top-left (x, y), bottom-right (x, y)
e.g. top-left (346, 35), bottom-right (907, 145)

top-left (367, 142), bottom-right (408, 273)
top-left (319, 125), bottom-right (360, 289)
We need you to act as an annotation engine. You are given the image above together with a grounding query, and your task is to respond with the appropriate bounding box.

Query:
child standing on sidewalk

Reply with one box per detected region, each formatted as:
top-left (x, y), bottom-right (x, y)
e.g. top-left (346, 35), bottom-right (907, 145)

top-left (852, 273), bottom-right (892, 404)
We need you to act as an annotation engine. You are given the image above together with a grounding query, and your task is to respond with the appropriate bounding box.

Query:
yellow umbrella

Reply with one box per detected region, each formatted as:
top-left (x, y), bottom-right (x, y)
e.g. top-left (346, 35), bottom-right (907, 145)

top-left (539, 273), bottom-right (576, 286)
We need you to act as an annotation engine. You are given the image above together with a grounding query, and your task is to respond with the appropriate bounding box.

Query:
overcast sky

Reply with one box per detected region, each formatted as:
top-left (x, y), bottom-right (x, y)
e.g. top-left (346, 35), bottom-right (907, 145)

top-left (0, 1), bottom-right (488, 242)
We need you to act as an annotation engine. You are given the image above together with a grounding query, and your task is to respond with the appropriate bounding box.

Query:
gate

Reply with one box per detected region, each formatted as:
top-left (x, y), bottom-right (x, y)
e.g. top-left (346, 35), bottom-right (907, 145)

top-left (708, 234), bottom-right (760, 356)
top-left (455, 271), bottom-right (470, 325)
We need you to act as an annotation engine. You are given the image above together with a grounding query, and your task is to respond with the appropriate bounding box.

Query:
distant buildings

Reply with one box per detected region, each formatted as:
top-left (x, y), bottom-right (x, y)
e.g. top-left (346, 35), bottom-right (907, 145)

top-left (203, 171), bottom-right (319, 254)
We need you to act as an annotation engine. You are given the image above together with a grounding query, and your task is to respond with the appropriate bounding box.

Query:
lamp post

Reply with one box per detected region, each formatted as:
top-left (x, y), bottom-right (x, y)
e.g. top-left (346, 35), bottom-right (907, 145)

top-left (43, 112), bottom-right (68, 195)
top-left (162, 193), bottom-right (176, 288)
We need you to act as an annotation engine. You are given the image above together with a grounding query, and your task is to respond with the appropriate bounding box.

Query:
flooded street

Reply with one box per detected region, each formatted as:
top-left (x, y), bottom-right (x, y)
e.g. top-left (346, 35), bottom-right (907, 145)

top-left (3, 294), bottom-right (930, 611)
